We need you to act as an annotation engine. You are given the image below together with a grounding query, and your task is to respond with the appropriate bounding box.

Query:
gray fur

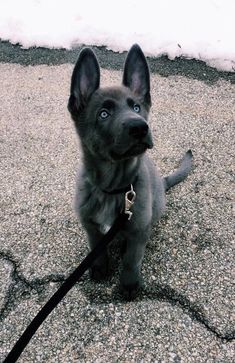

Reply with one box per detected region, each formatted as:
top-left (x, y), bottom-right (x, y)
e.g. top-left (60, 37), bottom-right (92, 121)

top-left (68, 44), bottom-right (193, 300)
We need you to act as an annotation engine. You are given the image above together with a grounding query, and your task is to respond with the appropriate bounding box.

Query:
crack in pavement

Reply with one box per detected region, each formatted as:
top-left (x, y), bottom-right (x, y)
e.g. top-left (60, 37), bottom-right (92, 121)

top-left (1, 251), bottom-right (234, 344)
top-left (144, 285), bottom-right (235, 342)
top-left (0, 251), bottom-right (65, 321)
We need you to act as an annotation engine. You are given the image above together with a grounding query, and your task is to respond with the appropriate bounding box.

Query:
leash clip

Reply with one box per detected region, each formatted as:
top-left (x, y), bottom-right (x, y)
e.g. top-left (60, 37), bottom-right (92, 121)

top-left (124, 184), bottom-right (136, 220)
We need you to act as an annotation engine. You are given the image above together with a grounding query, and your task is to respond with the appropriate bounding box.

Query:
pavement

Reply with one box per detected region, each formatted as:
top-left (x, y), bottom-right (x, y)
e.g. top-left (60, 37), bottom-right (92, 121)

top-left (0, 42), bottom-right (234, 362)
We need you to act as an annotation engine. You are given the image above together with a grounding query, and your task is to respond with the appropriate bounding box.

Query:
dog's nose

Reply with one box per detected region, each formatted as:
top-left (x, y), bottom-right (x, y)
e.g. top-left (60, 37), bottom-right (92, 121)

top-left (128, 119), bottom-right (149, 139)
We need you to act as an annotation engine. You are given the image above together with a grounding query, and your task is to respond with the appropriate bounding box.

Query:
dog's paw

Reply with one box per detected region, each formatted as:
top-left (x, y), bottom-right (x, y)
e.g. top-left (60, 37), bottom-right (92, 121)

top-left (120, 281), bottom-right (142, 301)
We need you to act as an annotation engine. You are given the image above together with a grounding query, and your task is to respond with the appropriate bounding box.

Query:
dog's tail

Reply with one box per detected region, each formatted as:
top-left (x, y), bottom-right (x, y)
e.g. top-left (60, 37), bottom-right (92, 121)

top-left (164, 150), bottom-right (193, 191)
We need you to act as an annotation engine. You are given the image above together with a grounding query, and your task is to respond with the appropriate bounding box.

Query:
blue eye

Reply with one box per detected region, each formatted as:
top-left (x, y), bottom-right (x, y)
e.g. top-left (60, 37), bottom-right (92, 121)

top-left (99, 110), bottom-right (109, 119)
top-left (133, 104), bottom-right (140, 113)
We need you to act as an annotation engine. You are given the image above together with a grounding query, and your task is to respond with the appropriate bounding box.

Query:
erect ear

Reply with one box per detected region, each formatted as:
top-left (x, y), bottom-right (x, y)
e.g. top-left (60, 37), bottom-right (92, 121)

top-left (122, 44), bottom-right (151, 106)
top-left (68, 48), bottom-right (100, 114)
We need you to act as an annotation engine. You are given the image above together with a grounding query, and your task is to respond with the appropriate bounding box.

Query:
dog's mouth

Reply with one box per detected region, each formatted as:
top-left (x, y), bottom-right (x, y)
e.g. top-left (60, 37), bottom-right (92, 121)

top-left (111, 141), bottom-right (153, 160)
top-left (126, 142), bottom-right (151, 156)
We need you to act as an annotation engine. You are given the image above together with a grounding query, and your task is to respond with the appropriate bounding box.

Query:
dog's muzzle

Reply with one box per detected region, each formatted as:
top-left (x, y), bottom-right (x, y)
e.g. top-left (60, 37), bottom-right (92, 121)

top-left (128, 118), bottom-right (149, 139)
top-left (127, 118), bottom-right (153, 150)
top-left (111, 118), bottom-right (153, 160)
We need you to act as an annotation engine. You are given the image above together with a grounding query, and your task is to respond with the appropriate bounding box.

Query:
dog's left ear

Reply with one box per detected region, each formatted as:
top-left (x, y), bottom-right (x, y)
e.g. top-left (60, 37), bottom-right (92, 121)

top-left (123, 44), bottom-right (151, 106)
top-left (68, 48), bottom-right (100, 114)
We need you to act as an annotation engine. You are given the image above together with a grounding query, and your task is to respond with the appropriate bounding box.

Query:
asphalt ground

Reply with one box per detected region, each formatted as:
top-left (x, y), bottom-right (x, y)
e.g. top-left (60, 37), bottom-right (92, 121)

top-left (0, 41), bottom-right (235, 362)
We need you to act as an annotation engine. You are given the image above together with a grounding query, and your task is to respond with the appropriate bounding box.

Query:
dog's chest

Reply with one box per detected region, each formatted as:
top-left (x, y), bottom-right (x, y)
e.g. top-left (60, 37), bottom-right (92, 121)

top-left (92, 193), bottom-right (122, 234)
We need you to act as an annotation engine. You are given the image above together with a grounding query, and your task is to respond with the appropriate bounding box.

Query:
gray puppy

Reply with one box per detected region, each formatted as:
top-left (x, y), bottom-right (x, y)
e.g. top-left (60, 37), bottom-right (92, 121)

top-left (68, 44), bottom-right (192, 299)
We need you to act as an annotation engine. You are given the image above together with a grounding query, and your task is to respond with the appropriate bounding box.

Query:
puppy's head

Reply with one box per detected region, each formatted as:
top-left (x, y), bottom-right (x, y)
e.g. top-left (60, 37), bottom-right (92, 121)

top-left (68, 44), bottom-right (153, 161)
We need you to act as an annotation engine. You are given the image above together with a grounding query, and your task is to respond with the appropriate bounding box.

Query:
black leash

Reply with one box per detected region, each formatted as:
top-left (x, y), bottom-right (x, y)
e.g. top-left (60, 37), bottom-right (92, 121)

top-left (4, 186), bottom-right (136, 363)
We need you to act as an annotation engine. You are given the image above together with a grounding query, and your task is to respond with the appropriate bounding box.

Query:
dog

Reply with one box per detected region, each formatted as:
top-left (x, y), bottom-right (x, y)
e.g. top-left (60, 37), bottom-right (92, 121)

top-left (68, 44), bottom-right (192, 300)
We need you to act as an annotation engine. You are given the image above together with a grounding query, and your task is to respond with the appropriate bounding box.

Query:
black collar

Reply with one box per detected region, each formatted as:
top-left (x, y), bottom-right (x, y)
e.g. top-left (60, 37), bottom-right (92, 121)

top-left (101, 175), bottom-right (138, 195)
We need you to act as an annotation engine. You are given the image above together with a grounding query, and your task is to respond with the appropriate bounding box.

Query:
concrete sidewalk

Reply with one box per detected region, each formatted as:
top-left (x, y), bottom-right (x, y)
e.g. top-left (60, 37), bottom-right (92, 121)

top-left (0, 60), bottom-right (234, 362)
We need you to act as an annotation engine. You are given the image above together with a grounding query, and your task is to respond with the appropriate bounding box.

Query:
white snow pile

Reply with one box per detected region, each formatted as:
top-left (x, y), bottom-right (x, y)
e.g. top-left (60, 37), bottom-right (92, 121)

top-left (0, 0), bottom-right (234, 72)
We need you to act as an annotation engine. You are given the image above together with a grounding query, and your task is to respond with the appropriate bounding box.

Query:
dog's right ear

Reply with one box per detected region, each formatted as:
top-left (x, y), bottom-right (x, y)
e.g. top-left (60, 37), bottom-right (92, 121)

top-left (68, 48), bottom-right (100, 114)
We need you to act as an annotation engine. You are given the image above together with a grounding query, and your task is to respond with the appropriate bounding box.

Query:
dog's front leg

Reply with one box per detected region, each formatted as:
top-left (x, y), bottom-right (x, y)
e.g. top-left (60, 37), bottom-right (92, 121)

top-left (120, 227), bottom-right (150, 300)
top-left (83, 221), bottom-right (109, 281)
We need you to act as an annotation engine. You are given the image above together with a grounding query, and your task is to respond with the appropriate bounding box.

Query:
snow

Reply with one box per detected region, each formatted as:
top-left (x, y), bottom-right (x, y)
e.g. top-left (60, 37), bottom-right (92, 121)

top-left (0, 0), bottom-right (234, 72)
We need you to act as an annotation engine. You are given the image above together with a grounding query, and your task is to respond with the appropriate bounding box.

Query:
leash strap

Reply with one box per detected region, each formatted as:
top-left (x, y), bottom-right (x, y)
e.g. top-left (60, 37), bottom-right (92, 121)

top-left (3, 212), bottom-right (129, 363)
